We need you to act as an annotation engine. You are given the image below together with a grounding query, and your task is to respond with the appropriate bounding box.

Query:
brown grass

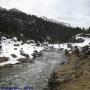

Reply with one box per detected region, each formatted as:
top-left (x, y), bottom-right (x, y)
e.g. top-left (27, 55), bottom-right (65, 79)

top-left (57, 54), bottom-right (90, 90)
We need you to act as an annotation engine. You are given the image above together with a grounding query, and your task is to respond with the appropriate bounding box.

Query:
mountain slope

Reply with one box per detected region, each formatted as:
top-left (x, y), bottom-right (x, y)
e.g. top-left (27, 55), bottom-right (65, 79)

top-left (0, 7), bottom-right (83, 43)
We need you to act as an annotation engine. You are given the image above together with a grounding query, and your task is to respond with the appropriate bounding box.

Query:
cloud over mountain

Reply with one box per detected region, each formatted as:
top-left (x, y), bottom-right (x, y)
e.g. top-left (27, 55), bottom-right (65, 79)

top-left (0, 0), bottom-right (90, 28)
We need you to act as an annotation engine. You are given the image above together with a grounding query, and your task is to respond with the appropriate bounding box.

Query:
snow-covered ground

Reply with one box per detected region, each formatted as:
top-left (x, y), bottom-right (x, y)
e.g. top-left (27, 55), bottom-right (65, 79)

top-left (73, 35), bottom-right (90, 47)
top-left (49, 34), bottom-right (90, 50)
top-left (0, 34), bottom-right (90, 66)
top-left (0, 37), bottom-right (44, 66)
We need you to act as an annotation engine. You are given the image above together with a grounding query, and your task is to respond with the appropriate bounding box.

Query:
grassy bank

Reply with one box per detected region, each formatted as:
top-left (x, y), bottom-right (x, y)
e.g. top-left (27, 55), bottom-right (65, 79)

top-left (45, 47), bottom-right (90, 90)
top-left (57, 53), bottom-right (90, 90)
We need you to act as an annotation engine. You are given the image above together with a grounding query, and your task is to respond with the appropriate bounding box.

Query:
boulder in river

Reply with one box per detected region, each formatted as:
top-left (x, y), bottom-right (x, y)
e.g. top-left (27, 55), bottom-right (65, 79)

top-left (17, 58), bottom-right (34, 63)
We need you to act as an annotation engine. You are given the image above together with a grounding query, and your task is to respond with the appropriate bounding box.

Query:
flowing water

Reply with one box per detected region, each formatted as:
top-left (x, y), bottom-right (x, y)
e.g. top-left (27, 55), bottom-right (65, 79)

top-left (0, 49), bottom-right (67, 90)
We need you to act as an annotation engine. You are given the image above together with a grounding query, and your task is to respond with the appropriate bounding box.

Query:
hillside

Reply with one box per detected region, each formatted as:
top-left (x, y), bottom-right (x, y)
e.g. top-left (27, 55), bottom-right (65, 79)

top-left (0, 7), bottom-right (84, 43)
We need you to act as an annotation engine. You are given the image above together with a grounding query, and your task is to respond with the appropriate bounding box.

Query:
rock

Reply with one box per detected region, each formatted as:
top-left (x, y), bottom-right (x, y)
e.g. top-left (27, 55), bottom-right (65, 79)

top-left (18, 58), bottom-right (34, 63)
top-left (11, 54), bottom-right (17, 58)
top-left (32, 51), bottom-right (43, 59)
top-left (20, 49), bottom-right (29, 58)
top-left (20, 53), bottom-right (29, 58)
top-left (14, 44), bottom-right (20, 46)
top-left (60, 61), bottom-right (66, 65)
top-left (14, 48), bottom-right (17, 50)
top-left (0, 57), bottom-right (9, 63)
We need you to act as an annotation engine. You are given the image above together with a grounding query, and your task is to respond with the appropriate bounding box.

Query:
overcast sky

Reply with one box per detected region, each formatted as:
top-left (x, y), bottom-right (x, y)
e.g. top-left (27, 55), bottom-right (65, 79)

top-left (0, 0), bottom-right (90, 28)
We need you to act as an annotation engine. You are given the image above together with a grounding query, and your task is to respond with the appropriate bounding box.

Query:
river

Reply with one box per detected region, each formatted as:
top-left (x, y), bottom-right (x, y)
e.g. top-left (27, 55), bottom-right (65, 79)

top-left (0, 49), bottom-right (67, 90)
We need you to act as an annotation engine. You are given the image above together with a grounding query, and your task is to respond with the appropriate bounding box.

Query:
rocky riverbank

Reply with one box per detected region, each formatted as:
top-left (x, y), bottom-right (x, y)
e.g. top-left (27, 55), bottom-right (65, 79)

top-left (45, 46), bottom-right (90, 90)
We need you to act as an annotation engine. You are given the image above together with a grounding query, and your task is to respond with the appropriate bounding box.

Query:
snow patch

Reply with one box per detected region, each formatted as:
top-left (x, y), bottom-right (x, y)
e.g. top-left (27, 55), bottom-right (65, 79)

top-left (49, 35), bottom-right (90, 50)
top-left (0, 37), bottom-right (44, 66)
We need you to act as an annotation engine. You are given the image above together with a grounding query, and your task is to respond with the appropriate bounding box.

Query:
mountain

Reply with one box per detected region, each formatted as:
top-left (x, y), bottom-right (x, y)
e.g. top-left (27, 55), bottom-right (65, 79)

top-left (42, 16), bottom-right (70, 27)
top-left (9, 8), bottom-right (23, 13)
top-left (0, 7), bottom-right (6, 10)
top-left (0, 7), bottom-right (84, 43)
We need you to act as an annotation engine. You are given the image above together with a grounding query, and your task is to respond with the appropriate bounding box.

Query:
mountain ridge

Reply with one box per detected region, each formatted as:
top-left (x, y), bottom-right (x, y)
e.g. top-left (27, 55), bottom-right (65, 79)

top-left (0, 7), bottom-right (70, 26)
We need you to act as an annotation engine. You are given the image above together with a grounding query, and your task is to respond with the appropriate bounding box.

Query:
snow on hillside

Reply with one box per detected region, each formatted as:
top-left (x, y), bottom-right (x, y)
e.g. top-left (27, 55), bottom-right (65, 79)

top-left (0, 37), bottom-right (44, 66)
top-left (49, 34), bottom-right (90, 50)
top-left (72, 36), bottom-right (90, 47)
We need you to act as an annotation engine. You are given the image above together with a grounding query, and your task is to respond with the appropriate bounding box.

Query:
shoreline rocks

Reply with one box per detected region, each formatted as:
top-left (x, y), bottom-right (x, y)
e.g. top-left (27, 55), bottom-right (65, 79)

top-left (0, 57), bottom-right (9, 63)
top-left (0, 50), bottom-right (43, 67)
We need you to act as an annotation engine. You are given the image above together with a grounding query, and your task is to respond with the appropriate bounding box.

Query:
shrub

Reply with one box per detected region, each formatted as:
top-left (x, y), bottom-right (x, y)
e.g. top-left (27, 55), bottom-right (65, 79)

top-left (65, 49), bottom-right (69, 56)
top-left (73, 46), bottom-right (79, 56)
top-left (47, 72), bottom-right (60, 90)
top-left (82, 45), bottom-right (89, 53)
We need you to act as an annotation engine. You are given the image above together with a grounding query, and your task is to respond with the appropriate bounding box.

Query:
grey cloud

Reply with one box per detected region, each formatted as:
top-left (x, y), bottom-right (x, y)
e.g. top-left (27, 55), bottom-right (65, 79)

top-left (0, 0), bottom-right (90, 28)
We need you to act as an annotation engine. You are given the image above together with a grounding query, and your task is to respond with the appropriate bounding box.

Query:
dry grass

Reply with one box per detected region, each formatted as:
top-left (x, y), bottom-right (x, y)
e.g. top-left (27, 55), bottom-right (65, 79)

top-left (57, 54), bottom-right (90, 90)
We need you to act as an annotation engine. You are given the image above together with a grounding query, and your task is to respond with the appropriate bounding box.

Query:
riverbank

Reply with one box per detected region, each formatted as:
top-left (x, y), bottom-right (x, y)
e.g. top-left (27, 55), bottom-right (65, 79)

top-left (47, 49), bottom-right (90, 90)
